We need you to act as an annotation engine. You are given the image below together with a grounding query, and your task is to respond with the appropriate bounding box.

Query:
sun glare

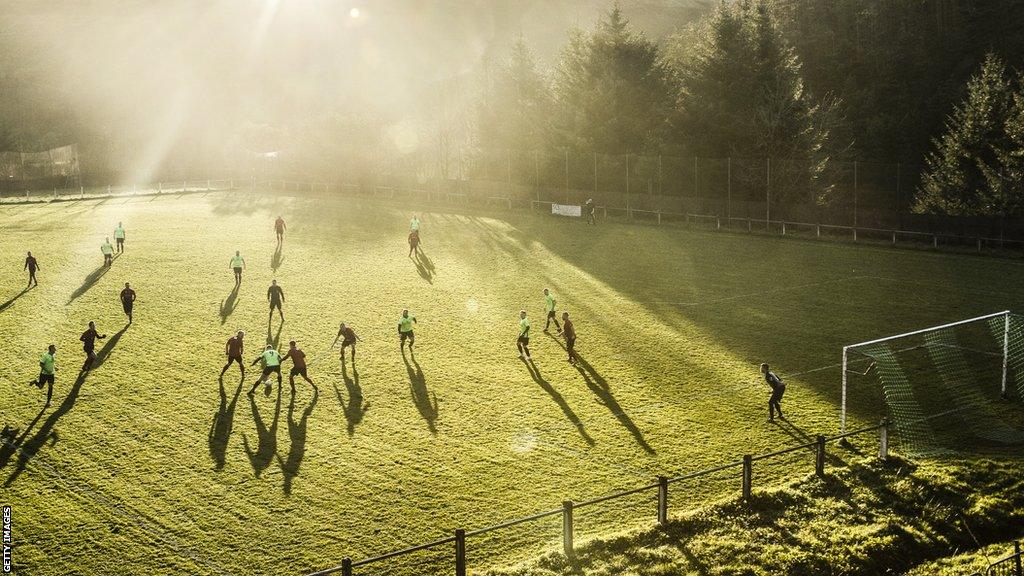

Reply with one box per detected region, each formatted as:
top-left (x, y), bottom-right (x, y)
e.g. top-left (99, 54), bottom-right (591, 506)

top-left (349, 7), bottom-right (360, 18)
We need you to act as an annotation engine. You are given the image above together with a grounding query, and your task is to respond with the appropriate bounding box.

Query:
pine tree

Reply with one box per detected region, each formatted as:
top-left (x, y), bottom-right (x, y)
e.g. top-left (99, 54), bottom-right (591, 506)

top-left (672, 0), bottom-right (838, 203)
top-left (475, 35), bottom-right (551, 153)
top-left (916, 54), bottom-right (1024, 216)
top-left (550, 4), bottom-right (678, 155)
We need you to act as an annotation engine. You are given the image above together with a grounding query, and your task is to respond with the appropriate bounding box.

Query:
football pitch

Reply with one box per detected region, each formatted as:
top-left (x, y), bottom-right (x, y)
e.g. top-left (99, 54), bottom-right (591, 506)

top-left (2, 191), bottom-right (1024, 575)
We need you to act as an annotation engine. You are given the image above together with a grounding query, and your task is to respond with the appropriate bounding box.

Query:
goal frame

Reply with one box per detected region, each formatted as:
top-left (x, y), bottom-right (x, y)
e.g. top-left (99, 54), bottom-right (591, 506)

top-left (840, 310), bottom-right (1011, 434)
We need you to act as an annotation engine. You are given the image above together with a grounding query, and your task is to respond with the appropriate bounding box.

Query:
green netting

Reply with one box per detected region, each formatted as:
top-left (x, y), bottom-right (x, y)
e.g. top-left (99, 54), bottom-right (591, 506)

top-left (849, 314), bottom-right (1024, 457)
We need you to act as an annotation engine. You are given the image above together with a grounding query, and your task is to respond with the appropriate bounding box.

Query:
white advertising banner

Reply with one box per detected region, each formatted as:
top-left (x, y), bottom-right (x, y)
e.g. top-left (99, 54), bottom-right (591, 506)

top-left (551, 203), bottom-right (582, 217)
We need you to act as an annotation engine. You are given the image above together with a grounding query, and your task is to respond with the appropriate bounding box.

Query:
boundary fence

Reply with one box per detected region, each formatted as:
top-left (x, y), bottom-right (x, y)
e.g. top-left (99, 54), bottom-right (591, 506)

top-left (307, 417), bottom-right (913, 576)
top-left (4, 176), bottom-right (1024, 258)
top-left (970, 541), bottom-right (1023, 576)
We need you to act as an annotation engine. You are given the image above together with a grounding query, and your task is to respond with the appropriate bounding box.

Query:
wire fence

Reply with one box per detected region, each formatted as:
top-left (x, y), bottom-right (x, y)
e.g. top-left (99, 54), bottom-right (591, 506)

top-left (306, 417), bottom-right (915, 576)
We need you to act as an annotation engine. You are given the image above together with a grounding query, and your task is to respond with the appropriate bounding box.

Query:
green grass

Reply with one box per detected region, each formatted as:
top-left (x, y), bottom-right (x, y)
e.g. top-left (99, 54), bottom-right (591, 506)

top-left (1, 192), bottom-right (1023, 575)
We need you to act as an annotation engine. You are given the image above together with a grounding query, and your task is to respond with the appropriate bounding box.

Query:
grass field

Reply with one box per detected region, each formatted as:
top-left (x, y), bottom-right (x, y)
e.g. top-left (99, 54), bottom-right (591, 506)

top-left (2, 191), bottom-right (1024, 575)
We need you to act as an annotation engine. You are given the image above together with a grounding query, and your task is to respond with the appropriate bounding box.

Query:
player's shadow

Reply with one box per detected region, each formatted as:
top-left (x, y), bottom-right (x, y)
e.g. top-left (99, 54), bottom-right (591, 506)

top-left (403, 350), bottom-right (437, 433)
top-left (267, 317), bottom-right (284, 349)
top-left (0, 285), bottom-right (34, 314)
top-left (418, 251), bottom-right (436, 274)
top-left (209, 375), bottom-right (244, 471)
top-left (277, 388), bottom-right (317, 496)
top-left (4, 369), bottom-right (90, 486)
top-left (0, 404), bottom-right (49, 471)
top-left (521, 358), bottom-right (594, 446)
top-left (336, 361), bottom-right (369, 436)
top-left (67, 264), bottom-right (112, 304)
top-left (411, 253), bottom-right (433, 284)
top-left (91, 325), bottom-right (129, 370)
top-left (271, 243), bottom-right (284, 273)
top-left (219, 285), bottom-right (240, 325)
top-left (243, 384), bottom-right (282, 478)
top-left (573, 354), bottom-right (655, 454)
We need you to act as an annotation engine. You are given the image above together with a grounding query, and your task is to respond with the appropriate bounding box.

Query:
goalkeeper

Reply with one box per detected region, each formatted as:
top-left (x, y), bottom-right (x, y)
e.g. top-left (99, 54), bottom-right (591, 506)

top-left (761, 363), bottom-right (785, 422)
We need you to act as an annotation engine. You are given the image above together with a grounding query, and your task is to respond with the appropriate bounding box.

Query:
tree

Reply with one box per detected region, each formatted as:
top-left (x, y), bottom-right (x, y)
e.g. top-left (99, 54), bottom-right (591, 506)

top-left (475, 35), bottom-right (551, 153)
top-left (550, 4), bottom-right (678, 155)
top-left (672, 0), bottom-right (840, 203)
top-left (916, 54), bottom-right (1024, 216)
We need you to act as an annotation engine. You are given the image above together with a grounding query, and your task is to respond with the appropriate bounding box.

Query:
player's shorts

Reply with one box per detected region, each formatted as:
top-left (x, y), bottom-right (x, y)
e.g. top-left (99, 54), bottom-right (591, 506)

top-left (270, 300), bottom-right (282, 309)
top-left (770, 386), bottom-right (785, 403)
top-left (37, 373), bottom-right (55, 386)
top-left (400, 331), bottom-right (414, 342)
top-left (566, 337), bottom-right (576, 349)
top-left (262, 365), bottom-right (281, 377)
top-left (226, 354), bottom-right (243, 365)
top-left (341, 338), bottom-right (356, 347)
top-left (233, 267), bottom-right (242, 274)
top-left (517, 336), bottom-right (530, 346)
top-left (290, 366), bottom-right (308, 377)
top-left (547, 311), bottom-right (557, 319)
top-left (122, 301), bottom-right (133, 314)
top-left (116, 238), bottom-right (124, 244)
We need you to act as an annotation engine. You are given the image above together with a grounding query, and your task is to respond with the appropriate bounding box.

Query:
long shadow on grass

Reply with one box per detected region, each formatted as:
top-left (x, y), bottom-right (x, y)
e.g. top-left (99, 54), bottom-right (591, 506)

top-left (0, 285), bottom-right (33, 314)
top-left (219, 285), bottom-right (240, 325)
top-left (67, 262), bottom-right (113, 304)
top-left (267, 317), bottom-right (284, 349)
top-left (573, 354), bottom-right (655, 454)
top-left (243, 384), bottom-right (282, 478)
top-left (4, 368), bottom-right (91, 486)
top-left (520, 358), bottom-right (594, 446)
top-left (209, 375), bottom-right (244, 471)
top-left (403, 349), bottom-right (437, 433)
top-left (335, 361), bottom-right (368, 436)
top-left (411, 253), bottom-right (433, 284)
top-left (91, 325), bottom-right (129, 370)
top-left (278, 388), bottom-right (317, 495)
top-left (271, 243), bottom-right (284, 273)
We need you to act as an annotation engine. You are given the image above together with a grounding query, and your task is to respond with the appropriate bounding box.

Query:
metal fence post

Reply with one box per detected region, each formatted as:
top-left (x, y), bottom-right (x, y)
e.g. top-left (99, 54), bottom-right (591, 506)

top-left (742, 455), bottom-right (752, 501)
top-left (815, 435), bottom-right (826, 476)
top-left (341, 557), bottom-right (352, 576)
top-left (765, 158), bottom-right (771, 231)
top-left (455, 529), bottom-right (466, 576)
top-left (727, 156), bottom-right (731, 220)
top-left (657, 476), bottom-right (668, 526)
top-left (879, 418), bottom-right (889, 461)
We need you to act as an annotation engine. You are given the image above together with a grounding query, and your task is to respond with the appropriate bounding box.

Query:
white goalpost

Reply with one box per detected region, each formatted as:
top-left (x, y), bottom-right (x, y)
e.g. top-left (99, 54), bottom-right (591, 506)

top-left (840, 310), bottom-right (1012, 435)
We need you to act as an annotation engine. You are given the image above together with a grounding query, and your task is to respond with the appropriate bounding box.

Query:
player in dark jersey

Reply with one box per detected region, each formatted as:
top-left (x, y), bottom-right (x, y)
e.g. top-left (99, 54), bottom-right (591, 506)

top-left (221, 330), bottom-right (245, 377)
top-left (267, 279), bottom-right (285, 322)
top-left (585, 198), bottom-right (595, 225)
top-left (517, 310), bottom-right (531, 360)
top-left (79, 321), bottom-right (107, 371)
top-left (24, 251), bottom-right (39, 287)
top-left (275, 216), bottom-right (286, 243)
top-left (561, 312), bottom-right (577, 364)
top-left (333, 322), bottom-right (361, 366)
top-left (282, 340), bottom-right (315, 392)
top-left (761, 363), bottom-right (786, 422)
top-left (120, 282), bottom-right (136, 324)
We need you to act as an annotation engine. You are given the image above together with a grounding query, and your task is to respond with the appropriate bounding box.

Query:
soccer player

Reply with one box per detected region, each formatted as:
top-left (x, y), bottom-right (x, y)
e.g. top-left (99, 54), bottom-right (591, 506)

top-left (543, 288), bottom-right (561, 333)
top-left (28, 344), bottom-right (57, 406)
top-left (221, 330), bottom-right (246, 377)
top-left (248, 344), bottom-right (282, 395)
top-left (101, 238), bottom-right (114, 267)
top-left (410, 214), bottom-right (421, 233)
top-left (517, 310), bottom-right (531, 360)
top-left (267, 279), bottom-right (285, 322)
top-left (79, 321), bottom-right (107, 371)
top-left (408, 229), bottom-right (420, 257)
top-left (282, 340), bottom-right (315, 392)
top-left (229, 251), bottom-right (246, 285)
top-left (275, 216), bottom-right (286, 243)
top-left (120, 282), bottom-right (136, 324)
top-left (114, 222), bottom-right (126, 253)
top-left (334, 322), bottom-right (360, 365)
top-left (761, 363), bottom-right (786, 422)
top-left (561, 312), bottom-right (577, 364)
top-left (398, 309), bottom-right (417, 351)
top-left (585, 198), bottom-right (595, 225)
top-left (24, 251), bottom-right (39, 287)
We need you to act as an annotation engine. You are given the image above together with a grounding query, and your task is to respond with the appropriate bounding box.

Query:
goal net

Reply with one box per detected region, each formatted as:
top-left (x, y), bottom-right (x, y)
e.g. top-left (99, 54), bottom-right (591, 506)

top-left (841, 310), bottom-right (1024, 456)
